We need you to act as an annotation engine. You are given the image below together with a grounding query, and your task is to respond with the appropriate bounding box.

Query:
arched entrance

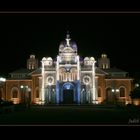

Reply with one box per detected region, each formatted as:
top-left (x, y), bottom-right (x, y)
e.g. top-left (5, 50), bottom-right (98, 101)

top-left (62, 83), bottom-right (75, 104)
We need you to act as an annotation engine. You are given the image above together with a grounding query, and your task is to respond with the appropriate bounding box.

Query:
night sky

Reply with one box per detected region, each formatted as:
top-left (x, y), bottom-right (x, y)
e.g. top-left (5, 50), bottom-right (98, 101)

top-left (0, 12), bottom-right (140, 77)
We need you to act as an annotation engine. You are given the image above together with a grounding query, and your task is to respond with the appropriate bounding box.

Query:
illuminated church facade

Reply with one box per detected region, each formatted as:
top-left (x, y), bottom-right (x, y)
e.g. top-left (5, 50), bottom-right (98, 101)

top-left (0, 33), bottom-right (133, 105)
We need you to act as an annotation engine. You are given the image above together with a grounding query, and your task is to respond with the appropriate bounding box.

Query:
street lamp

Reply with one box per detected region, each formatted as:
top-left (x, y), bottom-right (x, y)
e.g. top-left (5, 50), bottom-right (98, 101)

top-left (47, 76), bottom-right (54, 104)
top-left (135, 83), bottom-right (139, 88)
top-left (0, 77), bottom-right (6, 82)
top-left (20, 85), bottom-right (29, 106)
top-left (52, 88), bottom-right (55, 104)
top-left (111, 88), bottom-right (119, 104)
top-left (48, 83), bottom-right (52, 104)
top-left (0, 77), bottom-right (6, 100)
top-left (81, 88), bottom-right (85, 104)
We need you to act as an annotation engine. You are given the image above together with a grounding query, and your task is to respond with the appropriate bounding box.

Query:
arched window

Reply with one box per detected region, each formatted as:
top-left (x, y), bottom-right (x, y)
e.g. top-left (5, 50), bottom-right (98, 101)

top-left (98, 88), bottom-right (101, 97)
top-left (120, 87), bottom-right (125, 97)
top-left (12, 88), bottom-right (18, 98)
top-left (36, 88), bottom-right (39, 98)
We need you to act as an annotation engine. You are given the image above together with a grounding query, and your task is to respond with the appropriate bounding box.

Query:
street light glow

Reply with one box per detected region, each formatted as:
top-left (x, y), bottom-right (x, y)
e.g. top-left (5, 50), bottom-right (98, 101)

top-left (112, 89), bottom-right (115, 92)
top-left (135, 83), bottom-right (139, 88)
top-left (0, 77), bottom-right (6, 82)
top-left (116, 89), bottom-right (119, 92)
top-left (112, 89), bottom-right (119, 93)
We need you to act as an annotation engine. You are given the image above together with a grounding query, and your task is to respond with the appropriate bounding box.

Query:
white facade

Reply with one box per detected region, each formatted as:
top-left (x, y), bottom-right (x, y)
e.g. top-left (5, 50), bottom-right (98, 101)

top-left (40, 33), bottom-right (97, 104)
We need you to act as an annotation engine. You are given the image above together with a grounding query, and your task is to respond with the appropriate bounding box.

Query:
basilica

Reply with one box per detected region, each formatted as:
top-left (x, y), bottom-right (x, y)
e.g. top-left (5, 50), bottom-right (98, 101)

top-left (0, 33), bottom-right (133, 105)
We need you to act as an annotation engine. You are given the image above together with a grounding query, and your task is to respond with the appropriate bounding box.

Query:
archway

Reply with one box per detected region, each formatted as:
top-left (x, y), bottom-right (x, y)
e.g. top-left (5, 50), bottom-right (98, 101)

top-left (62, 83), bottom-right (75, 104)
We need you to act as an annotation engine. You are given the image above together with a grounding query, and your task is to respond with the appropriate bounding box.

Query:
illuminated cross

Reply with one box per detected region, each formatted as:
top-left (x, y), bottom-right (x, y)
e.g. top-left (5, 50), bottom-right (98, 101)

top-left (66, 32), bottom-right (71, 46)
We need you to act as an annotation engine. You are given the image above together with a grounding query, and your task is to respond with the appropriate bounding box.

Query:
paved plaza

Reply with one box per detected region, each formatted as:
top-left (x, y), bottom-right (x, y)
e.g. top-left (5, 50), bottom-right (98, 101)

top-left (0, 105), bottom-right (140, 125)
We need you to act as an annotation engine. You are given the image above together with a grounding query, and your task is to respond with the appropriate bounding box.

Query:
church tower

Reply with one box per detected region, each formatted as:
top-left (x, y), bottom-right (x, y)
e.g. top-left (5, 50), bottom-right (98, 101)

top-left (98, 54), bottom-right (110, 69)
top-left (27, 54), bottom-right (38, 70)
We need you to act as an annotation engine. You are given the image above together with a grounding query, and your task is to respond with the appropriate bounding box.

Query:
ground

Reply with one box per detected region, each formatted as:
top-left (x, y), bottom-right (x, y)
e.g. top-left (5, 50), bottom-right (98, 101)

top-left (0, 104), bottom-right (140, 126)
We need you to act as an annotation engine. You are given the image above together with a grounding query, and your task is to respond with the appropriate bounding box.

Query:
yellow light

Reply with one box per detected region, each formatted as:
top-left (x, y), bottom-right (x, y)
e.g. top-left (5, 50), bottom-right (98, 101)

top-left (133, 99), bottom-right (140, 106)
top-left (11, 98), bottom-right (19, 104)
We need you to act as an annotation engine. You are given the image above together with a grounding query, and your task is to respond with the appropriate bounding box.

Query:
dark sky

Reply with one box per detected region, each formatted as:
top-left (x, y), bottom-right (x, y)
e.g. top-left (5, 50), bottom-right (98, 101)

top-left (0, 12), bottom-right (140, 77)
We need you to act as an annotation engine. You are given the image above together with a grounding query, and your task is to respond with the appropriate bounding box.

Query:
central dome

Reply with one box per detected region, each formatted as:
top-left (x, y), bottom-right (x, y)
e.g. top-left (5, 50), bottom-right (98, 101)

top-left (59, 32), bottom-right (77, 53)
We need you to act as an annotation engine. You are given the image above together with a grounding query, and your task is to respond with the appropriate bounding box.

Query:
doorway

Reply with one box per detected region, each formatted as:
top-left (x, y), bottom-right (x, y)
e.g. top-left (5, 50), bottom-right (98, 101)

top-left (63, 89), bottom-right (74, 104)
top-left (62, 82), bottom-right (75, 104)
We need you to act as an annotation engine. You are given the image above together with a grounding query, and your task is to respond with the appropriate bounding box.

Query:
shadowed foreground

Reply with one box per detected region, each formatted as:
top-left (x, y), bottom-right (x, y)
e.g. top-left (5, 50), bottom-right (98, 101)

top-left (0, 105), bottom-right (140, 125)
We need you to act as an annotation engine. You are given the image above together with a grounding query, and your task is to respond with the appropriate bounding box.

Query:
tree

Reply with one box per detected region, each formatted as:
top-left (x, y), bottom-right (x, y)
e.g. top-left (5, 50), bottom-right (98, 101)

top-left (130, 87), bottom-right (140, 99)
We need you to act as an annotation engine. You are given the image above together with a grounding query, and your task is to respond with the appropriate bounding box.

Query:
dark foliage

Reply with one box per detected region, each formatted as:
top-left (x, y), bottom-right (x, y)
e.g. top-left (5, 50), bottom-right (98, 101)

top-left (130, 88), bottom-right (140, 99)
top-left (0, 98), bottom-right (13, 107)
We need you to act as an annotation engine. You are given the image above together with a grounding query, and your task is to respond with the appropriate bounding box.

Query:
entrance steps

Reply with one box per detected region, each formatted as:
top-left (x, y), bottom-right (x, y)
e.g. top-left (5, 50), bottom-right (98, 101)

top-left (33, 104), bottom-right (117, 109)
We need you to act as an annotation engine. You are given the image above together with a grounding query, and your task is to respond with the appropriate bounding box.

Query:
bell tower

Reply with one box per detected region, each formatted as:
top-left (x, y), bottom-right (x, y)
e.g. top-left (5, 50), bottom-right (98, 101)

top-left (98, 54), bottom-right (110, 69)
top-left (27, 54), bottom-right (38, 70)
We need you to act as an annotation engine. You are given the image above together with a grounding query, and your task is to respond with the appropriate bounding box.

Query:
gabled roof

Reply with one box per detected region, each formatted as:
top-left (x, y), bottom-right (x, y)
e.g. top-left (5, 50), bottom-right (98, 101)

top-left (95, 67), bottom-right (108, 75)
top-left (103, 67), bottom-right (128, 73)
top-left (28, 68), bottom-right (41, 75)
top-left (9, 68), bottom-right (34, 74)
top-left (6, 76), bottom-right (32, 80)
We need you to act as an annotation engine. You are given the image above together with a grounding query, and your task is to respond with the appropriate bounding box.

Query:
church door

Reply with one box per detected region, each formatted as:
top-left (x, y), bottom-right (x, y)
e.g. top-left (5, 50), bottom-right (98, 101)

top-left (62, 83), bottom-right (75, 104)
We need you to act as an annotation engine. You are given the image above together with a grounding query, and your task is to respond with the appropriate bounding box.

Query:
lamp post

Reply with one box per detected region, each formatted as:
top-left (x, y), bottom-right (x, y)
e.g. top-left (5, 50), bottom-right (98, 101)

top-left (48, 83), bottom-right (52, 104)
top-left (85, 83), bottom-right (88, 104)
top-left (20, 85), bottom-right (24, 104)
top-left (0, 77), bottom-right (6, 100)
top-left (135, 83), bottom-right (139, 88)
top-left (52, 88), bottom-right (55, 104)
top-left (27, 87), bottom-right (31, 108)
top-left (20, 85), bottom-right (29, 107)
top-left (81, 88), bottom-right (85, 104)
top-left (111, 88), bottom-right (119, 104)
top-left (83, 76), bottom-right (90, 104)
top-left (0, 77), bottom-right (6, 82)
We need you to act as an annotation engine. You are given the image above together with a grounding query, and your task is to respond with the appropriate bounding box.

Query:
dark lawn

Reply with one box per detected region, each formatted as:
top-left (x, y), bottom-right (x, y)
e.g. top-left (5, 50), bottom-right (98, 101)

top-left (0, 105), bottom-right (140, 125)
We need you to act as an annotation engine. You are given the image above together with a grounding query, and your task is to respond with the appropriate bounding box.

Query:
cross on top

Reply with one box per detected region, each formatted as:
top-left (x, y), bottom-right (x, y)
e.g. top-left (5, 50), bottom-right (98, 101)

top-left (66, 31), bottom-right (71, 46)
